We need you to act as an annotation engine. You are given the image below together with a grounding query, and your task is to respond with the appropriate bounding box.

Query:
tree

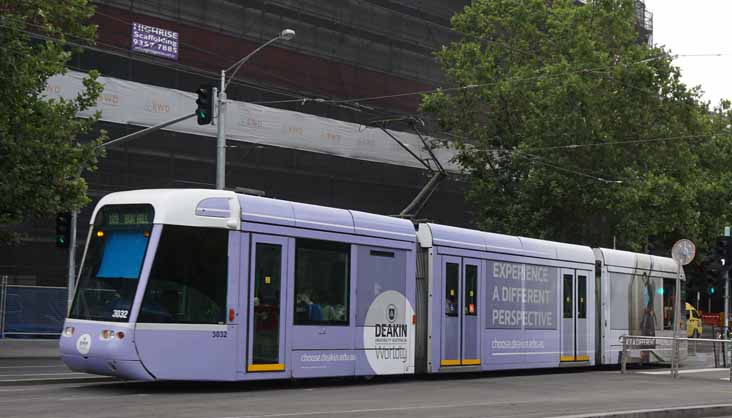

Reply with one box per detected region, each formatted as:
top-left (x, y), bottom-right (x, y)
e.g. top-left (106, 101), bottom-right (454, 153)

top-left (0, 0), bottom-right (106, 243)
top-left (422, 0), bottom-right (732, 253)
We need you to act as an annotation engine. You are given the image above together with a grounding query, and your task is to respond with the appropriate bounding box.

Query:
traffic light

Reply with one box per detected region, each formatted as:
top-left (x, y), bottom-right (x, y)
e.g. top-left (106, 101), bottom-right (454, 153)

top-left (55, 212), bottom-right (71, 248)
top-left (709, 286), bottom-right (717, 295)
top-left (716, 236), bottom-right (732, 267)
top-left (195, 85), bottom-right (215, 125)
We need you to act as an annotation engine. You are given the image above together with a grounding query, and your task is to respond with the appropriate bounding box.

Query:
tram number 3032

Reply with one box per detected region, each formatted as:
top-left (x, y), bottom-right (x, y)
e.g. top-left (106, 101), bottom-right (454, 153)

top-left (212, 331), bottom-right (228, 338)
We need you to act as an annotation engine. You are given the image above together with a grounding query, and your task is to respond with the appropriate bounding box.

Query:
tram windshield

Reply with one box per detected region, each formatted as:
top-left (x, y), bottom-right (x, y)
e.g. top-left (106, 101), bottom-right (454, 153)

top-left (69, 204), bottom-right (154, 322)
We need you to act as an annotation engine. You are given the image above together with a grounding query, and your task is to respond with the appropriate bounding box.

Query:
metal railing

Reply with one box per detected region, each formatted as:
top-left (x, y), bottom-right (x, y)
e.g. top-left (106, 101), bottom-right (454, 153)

top-left (620, 334), bottom-right (732, 381)
top-left (0, 278), bottom-right (67, 338)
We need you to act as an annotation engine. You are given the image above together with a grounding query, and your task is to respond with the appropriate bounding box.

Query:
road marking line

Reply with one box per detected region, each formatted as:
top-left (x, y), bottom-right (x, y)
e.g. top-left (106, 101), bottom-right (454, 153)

top-left (0, 365), bottom-right (68, 369)
top-left (0, 393), bottom-right (149, 405)
top-left (0, 372), bottom-right (85, 378)
top-left (56, 394), bottom-right (149, 402)
top-left (0, 397), bottom-right (56, 404)
top-left (638, 367), bottom-right (728, 375)
top-left (0, 376), bottom-right (103, 383)
top-left (213, 401), bottom-right (528, 418)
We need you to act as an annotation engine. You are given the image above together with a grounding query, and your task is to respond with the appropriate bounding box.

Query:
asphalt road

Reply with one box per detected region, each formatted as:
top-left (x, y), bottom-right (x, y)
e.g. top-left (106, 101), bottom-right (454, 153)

top-left (2, 368), bottom-right (732, 418)
top-left (0, 358), bottom-right (103, 384)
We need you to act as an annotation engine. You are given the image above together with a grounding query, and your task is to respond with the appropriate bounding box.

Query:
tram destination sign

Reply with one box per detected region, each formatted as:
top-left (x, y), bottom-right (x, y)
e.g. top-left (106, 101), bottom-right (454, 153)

top-left (131, 22), bottom-right (179, 60)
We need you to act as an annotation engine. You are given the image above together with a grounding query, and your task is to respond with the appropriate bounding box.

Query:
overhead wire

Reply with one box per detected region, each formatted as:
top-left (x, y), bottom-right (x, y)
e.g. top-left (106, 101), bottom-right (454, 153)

top-left (520, 133), bottom-right (715, 152)
top-left (8, 13), bottom-right (731, 124)
top-left (516, 152), bottom-right (626, 184)
top-left (250, 56), bottom-right (664, 107)
top-left (6, 12), bottom-right (730, 183)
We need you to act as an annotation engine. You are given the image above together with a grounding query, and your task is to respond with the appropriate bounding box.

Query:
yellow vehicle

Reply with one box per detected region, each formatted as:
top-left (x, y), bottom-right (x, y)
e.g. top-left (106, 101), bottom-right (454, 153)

top-left (686, 303), bottom-right (703, 338)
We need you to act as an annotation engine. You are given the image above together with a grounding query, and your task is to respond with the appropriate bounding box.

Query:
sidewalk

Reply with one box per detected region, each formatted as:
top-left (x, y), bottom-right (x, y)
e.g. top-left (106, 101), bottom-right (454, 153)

top-left (0, 339), bottom-right (60, 358)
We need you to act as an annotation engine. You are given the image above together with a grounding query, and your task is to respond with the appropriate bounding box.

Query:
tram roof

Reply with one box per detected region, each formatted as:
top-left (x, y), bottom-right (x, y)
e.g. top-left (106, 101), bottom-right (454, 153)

top-left (93, 189), bottom-right (416, 243)
top-left (594, 248), bottom-right (683, 280)
top-left (238, 194), bottom-right (416, 242)
top-left (417, 223), bottom-right (595, 265)
top-left (93, 189), bottom-right (241, 230)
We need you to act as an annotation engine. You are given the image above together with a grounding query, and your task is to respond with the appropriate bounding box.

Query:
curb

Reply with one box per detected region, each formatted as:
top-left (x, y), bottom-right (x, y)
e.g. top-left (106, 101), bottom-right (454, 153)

top-left (546, 404), bottom-right (732, 418)
top-left (0, 376), bottom-right (117, 386)
top-left (0, 356), bottom-right (60, 360)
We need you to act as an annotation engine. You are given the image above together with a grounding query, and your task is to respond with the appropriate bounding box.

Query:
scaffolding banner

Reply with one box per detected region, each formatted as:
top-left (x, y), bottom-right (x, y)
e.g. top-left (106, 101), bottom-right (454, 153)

top-left (44, 71), bottom-right (460, 172)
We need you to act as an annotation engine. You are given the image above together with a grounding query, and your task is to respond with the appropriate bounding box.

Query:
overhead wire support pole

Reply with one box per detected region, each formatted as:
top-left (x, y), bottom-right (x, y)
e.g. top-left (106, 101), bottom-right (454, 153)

top-left (217, 73), bottom-right (226, 190)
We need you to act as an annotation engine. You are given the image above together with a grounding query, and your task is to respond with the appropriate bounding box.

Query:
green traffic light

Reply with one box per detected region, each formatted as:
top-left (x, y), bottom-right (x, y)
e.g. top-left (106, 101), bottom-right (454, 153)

top-left (710, 287), bottom-right (716, 295)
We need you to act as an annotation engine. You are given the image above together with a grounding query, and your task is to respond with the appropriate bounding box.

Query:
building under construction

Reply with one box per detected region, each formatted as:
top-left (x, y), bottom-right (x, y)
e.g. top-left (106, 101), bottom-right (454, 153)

top-left (0, 0), bottom-right (654, 291)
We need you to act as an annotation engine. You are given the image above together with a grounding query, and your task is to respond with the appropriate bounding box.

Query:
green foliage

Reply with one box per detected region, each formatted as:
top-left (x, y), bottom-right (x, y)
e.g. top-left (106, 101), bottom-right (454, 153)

top-left (0, 0), bottom-right (106, 242)
top-left (423, 0), bottom-right (732, 254)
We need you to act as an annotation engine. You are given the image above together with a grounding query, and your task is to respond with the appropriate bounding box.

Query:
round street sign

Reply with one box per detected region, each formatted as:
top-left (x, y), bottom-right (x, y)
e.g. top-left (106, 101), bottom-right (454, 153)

top-left (671, 239), bottom-right (696, 265)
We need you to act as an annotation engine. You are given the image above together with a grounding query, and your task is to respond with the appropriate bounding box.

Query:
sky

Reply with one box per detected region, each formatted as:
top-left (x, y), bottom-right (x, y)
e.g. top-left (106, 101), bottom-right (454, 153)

top-left (644, 0), bottom-right (732, 106)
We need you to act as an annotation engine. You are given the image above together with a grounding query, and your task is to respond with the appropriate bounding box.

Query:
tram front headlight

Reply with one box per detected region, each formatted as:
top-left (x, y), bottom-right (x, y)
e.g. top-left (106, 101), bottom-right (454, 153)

top-left (63, 327), bottom-right (75, 337)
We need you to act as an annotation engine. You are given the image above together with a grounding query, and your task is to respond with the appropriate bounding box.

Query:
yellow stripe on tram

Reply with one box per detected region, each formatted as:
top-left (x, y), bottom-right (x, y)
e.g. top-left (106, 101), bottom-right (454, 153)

top-left (247, 363), bottom-right (285, 372)
top-left (560, 355), bottom-right (590, 362)
top-left (462, 359), bottom-right (481, 365)
top-left (440, 359), bottom-right (461, 366)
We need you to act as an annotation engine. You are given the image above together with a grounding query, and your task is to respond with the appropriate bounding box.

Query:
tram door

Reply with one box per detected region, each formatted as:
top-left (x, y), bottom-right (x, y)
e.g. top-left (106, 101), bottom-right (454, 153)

top-left (247, 235), bottom-right (288, 372)
top-left (561, 269), bottom-right (588, 362)
top-left (440, 256), bottom-right (481, 367)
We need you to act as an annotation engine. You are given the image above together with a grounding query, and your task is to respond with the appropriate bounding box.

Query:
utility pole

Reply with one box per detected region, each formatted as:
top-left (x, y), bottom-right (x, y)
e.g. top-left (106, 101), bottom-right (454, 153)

top-left (697, 291), bottom-right (700, 311)
top-left (66, 211), bottom-right (77, 309)
top-left (215, 29), bottom-right (295, 190)
top-left (725, 226), bottom-right (731, 338)
top-left (671, 239), bottom-right (696, 378)
top-left (726, 269), bottom-right (730, 338)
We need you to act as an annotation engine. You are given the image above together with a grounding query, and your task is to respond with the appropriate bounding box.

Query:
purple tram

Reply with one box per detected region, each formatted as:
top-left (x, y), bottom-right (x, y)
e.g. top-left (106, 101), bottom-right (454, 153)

top-left (60, 189), bottom-right (684, 381)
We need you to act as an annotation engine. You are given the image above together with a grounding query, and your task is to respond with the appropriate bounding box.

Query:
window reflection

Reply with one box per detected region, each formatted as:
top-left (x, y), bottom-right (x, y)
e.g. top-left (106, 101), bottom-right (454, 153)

top-left (138, 226), bottom-right (228, 324)
top-left (294, 239), bottom-right (350, 326)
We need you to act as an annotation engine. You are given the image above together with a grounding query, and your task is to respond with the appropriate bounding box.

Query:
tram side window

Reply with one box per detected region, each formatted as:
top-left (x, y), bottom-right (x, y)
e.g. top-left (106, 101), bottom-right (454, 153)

top-left (563, 274), bottom-right (573, 319)
top-left (464, 264), bottom-right (478, 316)
top-left (445, 263), bottom-right (459, 316)
top-left (294, 239), bottom-right (350, 326)
top-left (138, 226), bottom-right (228, 324)
top-left (577, 275), bottom-right (587, 319)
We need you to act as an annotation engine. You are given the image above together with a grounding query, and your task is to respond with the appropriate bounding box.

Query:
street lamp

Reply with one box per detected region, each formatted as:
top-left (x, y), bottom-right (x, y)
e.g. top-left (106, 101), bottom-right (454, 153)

top-left (216, 29), bottom-right (296, 190)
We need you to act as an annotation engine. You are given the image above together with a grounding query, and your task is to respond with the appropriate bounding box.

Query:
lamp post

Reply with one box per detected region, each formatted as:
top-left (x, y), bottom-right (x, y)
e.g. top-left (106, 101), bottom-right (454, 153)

top-left (216, 29), bottom-right (295, 190)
